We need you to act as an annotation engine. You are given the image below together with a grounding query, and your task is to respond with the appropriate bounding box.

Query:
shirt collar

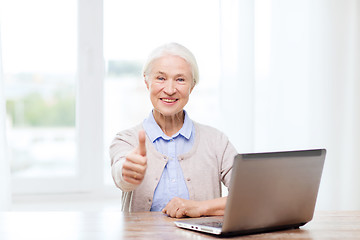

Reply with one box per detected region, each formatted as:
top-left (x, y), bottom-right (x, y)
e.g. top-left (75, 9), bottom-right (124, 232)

top-left (143, 110), bottom-right (193, 142)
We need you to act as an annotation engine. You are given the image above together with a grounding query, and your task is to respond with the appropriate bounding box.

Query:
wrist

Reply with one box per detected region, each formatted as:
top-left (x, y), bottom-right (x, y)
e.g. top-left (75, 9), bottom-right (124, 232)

top-left (199, 201), bottom-right (209, 216)
top-left (200, 197), bottom-right (227, 216)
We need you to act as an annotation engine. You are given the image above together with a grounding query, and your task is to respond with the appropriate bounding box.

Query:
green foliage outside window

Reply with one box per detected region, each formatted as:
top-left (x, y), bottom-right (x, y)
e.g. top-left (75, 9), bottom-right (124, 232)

top-left (6, 89), bottom-right (75, 127)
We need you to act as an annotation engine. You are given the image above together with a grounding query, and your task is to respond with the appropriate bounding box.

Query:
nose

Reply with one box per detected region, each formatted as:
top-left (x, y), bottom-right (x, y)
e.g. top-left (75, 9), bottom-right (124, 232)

top-left (163, 79), bottom-right (176, 95)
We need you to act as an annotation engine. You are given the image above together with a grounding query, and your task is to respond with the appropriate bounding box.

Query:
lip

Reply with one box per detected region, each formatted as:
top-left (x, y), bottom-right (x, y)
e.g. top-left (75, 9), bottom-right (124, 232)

top-left (160, 98), bottom-right (178, 104)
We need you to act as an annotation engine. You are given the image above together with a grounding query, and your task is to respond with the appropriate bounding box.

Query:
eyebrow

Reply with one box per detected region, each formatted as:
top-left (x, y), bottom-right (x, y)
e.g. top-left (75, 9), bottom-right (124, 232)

top-left (155, 71), bottom-right (188, 78)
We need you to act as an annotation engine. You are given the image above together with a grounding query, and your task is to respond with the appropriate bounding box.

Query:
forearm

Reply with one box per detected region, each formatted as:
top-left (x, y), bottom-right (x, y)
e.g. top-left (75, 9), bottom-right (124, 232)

top-left (201, 196), bottom-right (227, 216)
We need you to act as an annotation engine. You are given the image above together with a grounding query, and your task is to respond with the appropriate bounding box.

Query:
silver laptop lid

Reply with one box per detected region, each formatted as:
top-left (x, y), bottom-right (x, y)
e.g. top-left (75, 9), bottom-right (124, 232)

top-left (222, 149), bottom-right (326, 233)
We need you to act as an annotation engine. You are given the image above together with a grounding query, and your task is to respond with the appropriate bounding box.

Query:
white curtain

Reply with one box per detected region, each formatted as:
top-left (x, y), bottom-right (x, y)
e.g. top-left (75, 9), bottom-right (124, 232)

top-left (0, 25), bottom-right (11, 210)
top-left (310, 0), bottom-right (360, 210)
top-left (220, 0), bottom-right (360, 210)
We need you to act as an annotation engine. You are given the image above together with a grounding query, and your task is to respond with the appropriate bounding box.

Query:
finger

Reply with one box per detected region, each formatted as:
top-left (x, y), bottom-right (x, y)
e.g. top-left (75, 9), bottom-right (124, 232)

top-left (168, 208), bottom-right (177, 218)
top-left (163, 202), bottom-right (179, 218)
top-left (162, 202), bottom-right (172, 216)
top-left (122, 174), bottom-right (142, 185)
top-left (176, 209), bottom-right (187, 218)
top-left (124, 153), bottom-right (147, 168)
top-left (138, 130), bottom-right (146, 157)
top-left (122, 168), bottom-right (145, 181)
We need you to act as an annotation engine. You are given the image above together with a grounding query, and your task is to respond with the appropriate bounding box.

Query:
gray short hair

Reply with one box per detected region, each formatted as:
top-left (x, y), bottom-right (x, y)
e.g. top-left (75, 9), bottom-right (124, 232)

top-left (142, 42), bottom-right (199, 87)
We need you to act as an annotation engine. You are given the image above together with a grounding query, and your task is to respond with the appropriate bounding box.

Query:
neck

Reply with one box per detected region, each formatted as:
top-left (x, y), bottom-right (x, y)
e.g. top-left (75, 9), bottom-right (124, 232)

top-left (153, 110), bottom-right (185, 137)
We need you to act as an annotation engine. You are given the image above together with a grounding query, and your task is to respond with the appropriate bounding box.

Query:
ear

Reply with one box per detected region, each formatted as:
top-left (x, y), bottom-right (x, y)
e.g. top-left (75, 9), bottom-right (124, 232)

top-left (144, 75), bottom-right (150, 90)
top-left (190, 84), bottom-right (195, 94)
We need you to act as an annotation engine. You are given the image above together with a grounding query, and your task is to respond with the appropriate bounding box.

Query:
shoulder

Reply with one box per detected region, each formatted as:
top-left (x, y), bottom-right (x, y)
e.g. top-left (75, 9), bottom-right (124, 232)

top-left (193, 121), bottom-right (228, 140)
top-left (192, 121), bottom-right (234, 152)
top-left (115, 124), bottom-right (143, 140)
top-left (110, 124), bottom-right (143, 152)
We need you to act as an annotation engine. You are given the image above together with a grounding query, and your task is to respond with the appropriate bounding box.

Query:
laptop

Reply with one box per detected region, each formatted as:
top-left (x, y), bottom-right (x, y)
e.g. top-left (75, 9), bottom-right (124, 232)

top-left (174, 149), bottom-right (326, 236)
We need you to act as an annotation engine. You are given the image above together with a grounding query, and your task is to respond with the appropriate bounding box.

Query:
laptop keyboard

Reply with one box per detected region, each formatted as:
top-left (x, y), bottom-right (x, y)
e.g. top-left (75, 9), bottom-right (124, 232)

top-left (199, 221), bottom-right (223, 228)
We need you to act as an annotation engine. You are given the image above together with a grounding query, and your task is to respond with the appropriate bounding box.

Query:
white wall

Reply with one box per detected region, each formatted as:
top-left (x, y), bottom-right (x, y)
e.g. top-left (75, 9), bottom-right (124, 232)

top-left (311, 0), bottom-right (360, 210)
top-left (0, 28), bottom-right (11, 210)
top-left (219, 0), bottom-right (255, 153)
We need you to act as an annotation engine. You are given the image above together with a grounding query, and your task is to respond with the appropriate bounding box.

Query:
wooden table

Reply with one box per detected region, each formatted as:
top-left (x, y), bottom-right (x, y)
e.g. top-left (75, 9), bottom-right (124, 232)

top-left (0, 211), bottom-right (359, 239)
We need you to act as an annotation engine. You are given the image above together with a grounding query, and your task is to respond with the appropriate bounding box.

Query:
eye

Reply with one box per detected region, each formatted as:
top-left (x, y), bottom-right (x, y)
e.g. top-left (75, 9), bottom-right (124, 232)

top-left (176, 78), bottom-right (185, 82)
top-left (157, 76), bottom-right (165, 81)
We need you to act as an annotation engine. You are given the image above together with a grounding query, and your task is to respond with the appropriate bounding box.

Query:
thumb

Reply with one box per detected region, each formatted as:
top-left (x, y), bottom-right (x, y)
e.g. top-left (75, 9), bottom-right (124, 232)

top-left (138, 130), bottom-right (146, 157)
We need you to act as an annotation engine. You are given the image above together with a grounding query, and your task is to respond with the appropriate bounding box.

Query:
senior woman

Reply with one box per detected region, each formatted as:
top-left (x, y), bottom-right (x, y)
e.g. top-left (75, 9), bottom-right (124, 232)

top-left (110, 42), bottom-right (238, 218)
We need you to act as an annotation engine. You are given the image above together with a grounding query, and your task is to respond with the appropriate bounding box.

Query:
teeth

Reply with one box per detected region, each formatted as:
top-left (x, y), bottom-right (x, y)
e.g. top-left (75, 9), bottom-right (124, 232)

top-left (162, 98), bottom-right (176, 103)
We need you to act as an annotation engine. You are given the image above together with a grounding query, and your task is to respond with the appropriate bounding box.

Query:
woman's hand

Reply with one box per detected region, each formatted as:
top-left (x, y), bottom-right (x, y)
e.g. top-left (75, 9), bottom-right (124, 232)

top-left (122, 130), bottom-right (147, 185)
top-left (162, 197), bottom-right (204, 218)
top-left (162, 197), bottom-right (227, 218)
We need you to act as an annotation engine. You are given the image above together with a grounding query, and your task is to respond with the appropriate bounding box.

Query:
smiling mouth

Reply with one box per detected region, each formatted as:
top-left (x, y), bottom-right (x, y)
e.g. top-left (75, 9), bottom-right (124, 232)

top-left (161, 98), bottom-right (178, 103)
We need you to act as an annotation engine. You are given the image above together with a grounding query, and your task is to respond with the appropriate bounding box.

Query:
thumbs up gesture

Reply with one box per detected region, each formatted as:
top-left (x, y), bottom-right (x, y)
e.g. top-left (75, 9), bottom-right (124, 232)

top-left (122, 130), bottom-right (147, 185)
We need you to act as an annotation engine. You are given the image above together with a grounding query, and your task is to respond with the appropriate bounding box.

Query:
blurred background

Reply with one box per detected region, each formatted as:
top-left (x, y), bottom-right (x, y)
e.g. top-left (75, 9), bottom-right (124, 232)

top-left (0, 0), bottom-right (359, 211)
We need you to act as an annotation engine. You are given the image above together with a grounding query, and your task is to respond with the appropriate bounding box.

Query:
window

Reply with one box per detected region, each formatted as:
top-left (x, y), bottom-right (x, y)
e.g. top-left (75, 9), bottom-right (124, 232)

top-left (1, 0), bottom-right (104, 194)
top-left (1, 0), bottom-right (78, 192)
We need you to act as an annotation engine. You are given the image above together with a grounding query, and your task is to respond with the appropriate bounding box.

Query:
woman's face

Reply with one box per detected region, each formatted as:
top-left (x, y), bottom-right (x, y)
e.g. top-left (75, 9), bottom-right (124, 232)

top-left (145, 55), bottom-right (194, 118)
